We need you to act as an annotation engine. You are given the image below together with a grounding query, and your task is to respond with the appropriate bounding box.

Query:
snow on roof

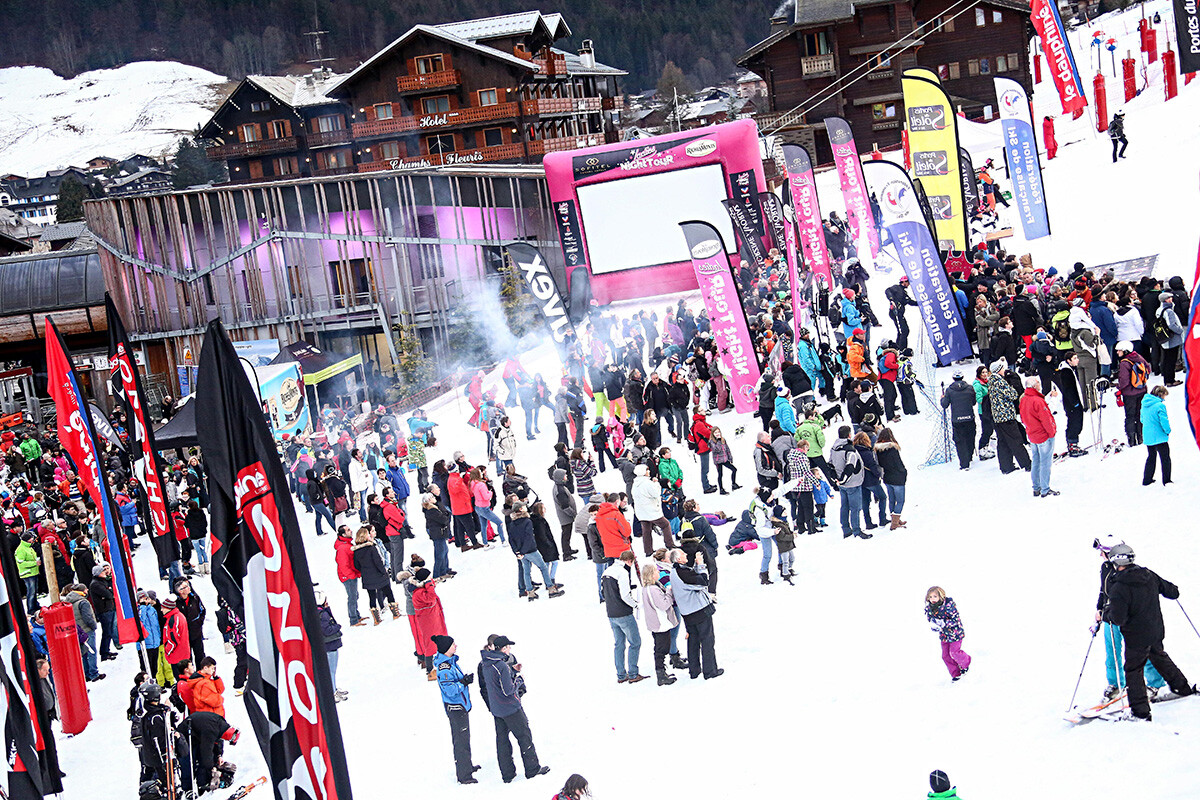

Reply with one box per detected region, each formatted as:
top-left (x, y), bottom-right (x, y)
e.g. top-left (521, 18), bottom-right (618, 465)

top-left (245, 73), bottom-right (345, 108)
top-left (435, 10), bottom-right (552, 42)
top-left (541, 13), bottom-right (572, 39)
top-left (333, 24), bottom-right (537, 93)
top-left (555, 48), bottom-right (628, 77)
top-left (107, 167), bottom-right (172, 189)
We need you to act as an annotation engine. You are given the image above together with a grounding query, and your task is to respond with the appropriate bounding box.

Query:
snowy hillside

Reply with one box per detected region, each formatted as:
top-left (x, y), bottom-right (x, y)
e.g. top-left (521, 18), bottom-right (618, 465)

top-left (0, 61), bottom-right (228, 175)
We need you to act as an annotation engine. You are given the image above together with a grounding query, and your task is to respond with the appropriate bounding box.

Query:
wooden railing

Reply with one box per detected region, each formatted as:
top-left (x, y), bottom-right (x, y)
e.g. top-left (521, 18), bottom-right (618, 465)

top-left (351, 102), bottom-right (520, 138)
top-left (306, 129), bottom-right (352, 148)
top-left (801, 53), bottom-right (837, 77)
top-left (312, 165), bottom-right (356, 177)
top-left (527, 134), bottom-right (603, 155)
top-left (534, 53), bottom-right (567, 76)
top-left (206, 136), bottom-right (299, 159)
top-left (601, 96), bottom-right (624, 111)
top-left (396, 69), bottom-right (461, 93)
top-left (523, 96), bottom-right (602, 115)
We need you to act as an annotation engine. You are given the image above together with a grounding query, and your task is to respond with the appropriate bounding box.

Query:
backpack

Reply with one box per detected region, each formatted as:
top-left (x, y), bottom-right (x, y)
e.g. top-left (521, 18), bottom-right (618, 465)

top-left (828, 302), bottom-right (842, 327)
top-left (834, 443), bottom-right (863, 482)
top-left (896, 357), bottom-right (916, 385)
top-left (1152, 313), bottom-right (1172, 345)
top-left (1127, 358), bottom-right (1148, 390)
top-left (1052, 316), bottom-right (1072, 343)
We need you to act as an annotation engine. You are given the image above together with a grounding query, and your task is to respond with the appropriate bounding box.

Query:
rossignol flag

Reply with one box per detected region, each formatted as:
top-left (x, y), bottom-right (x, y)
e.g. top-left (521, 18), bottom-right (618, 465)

top-left (901, 72), bottom-right (970, 252)
top-left (863, 162), bottom-right (973, 364)
top-left (45, 319), bottom-right (141, 644)
top-left (781, 144), bottom-right (834, 289)
top-left (958, 148), bottom-right (980, 221)
top-left (196, 320), bottom-right (353, 800)
top-left (822, 117), bottom-right (881, 259)
top-left (1185, 240), bottom-right (1200, 453)
top-left (106, 294), bottom-right (178, 576)
top-left (1176, 0), bottom-right (1200, 73)
top-left (757, 192), bottom-right (787, 257)
top-left (721, 198), bottom-right (768, 272)
top-left (0, 527), bottom-right (63, 800)
top-left (503, 243), bottom-right (577, 359)
top-left (994, 77), bottom-right (1051, 240)
top-left (1032, 0), bottom-right (1088, 113)
top-left (679, 221), bottom-right (762, 413)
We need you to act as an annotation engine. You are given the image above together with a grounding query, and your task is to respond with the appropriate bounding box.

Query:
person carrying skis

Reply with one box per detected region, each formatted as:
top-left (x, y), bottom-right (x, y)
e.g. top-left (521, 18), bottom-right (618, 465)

top-left (925, 586), bottom-right (971, 681)
top-left (1053, 351), bottom-right (1086, 458)
top-left (1100, 543), bottom-right (1197, 720)
top-left (1109, 109), bottom-right (1128, 162)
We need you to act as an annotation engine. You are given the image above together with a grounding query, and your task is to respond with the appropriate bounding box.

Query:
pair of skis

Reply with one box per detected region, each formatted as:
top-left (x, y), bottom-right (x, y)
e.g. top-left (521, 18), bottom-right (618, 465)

top-left (1065, 688), bottom-right (1194, 725)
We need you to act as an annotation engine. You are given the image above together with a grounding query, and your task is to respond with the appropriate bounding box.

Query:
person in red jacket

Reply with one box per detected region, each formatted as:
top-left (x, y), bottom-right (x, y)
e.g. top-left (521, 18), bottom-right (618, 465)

top-left (408, 568), bottom-right (449, 679)
top-left (1018, 376), bottom-right (1058, 498)
top-left (596, 494), bottom-right (633, 560)
top-left (161, 595), bottom-right (192, 677)
top-left (334, 525), bottom-right (367, 626)
top-left (689, 412), bottom-right (717, 494)
top-left (380, 489), bottom-right (409, 581)
top-left (1043, 115), bottom-right (1058, 160)
top-left (877, 342), bottom-right (901, 423)
top-left (446, 471), bottom-right (481, 551)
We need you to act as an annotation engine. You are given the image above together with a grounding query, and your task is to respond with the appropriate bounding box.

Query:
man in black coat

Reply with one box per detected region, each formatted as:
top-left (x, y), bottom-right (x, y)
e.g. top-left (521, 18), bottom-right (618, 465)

top-left (940, 371), bottom-right (977, 469)
top-left (885, 276), bottom-right (919, 349)
top-left (177, 710), bottom-right (239, 792)
top-left (174, 578), bottom-right (207, 662)
top-left (89, 563), bottom-right (118, 661)
top-left (780, 361), bottom-right (813, 409)
top-left (139, 682), bottom-right (191, 791)
top-left (1102, 545), bottom-right (1196, 720)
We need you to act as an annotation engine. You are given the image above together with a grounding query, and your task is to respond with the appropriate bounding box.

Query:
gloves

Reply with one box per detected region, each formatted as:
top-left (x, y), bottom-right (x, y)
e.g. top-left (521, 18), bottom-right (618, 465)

top-left (461, 674), bottom-right (474, 686)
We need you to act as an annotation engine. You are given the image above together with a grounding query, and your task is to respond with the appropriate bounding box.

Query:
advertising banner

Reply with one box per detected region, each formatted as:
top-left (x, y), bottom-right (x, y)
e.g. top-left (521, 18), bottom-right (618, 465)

top-left (1032, 0), bottom-right (1089, 113)
top-left (1175, 0), bottom-right (1200, 73)
top-left (781, 144), bottom-right (834, 288)
top-left (505, 242), bottom-right (578, 359)
top-left (721, 198), bottom-right (768, 272)
top-left (823, 117), bottom-right (881, 258)
top-left (901, 72), bottom-right (970, 251)
top-left (995, 77), bottom-right (1051, 240)
top-left (679, 221), bottom-right (762, 412)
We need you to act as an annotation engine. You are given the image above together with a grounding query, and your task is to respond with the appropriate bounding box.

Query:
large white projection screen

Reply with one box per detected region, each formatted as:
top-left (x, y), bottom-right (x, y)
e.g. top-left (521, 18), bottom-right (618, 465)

top-left (576, 164), bottom-right (739, 275)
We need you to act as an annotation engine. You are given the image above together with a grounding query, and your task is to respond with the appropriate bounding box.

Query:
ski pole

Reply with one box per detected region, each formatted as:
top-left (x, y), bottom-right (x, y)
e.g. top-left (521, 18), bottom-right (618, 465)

top-left (1066, 626), bottom-right (1099, 712)
top-left (1177, 600), bottom-right (1200, 641)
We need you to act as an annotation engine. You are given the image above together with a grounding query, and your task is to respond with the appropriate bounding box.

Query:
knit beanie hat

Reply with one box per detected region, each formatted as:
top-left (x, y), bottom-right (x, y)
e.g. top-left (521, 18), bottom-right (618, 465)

top-left (431, 634), bottom-right (454, 654)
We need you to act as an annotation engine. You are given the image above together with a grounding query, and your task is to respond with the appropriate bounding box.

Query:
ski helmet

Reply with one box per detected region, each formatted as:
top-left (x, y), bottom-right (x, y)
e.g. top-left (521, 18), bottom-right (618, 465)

top-left (139, 681), bottom-right (164, 703)
top-left (1107, 543), bottom-right (1135, 567)
top-left (930, 771), bottom-right (951, 793)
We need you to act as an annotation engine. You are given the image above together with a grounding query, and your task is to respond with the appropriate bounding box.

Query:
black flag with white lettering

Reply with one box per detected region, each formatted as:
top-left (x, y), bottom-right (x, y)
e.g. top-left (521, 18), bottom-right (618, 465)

top-left (196, 320), bottom-right (352, 800)
top-left (504, 242), bottom-right (577, 359)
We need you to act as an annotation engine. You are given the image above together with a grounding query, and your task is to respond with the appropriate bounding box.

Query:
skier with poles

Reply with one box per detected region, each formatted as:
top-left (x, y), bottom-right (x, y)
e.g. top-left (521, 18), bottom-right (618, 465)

top-left (1101, 542), bottom-right (1197, 720)
top-left (1092, 535), bottom-right (1166, 700)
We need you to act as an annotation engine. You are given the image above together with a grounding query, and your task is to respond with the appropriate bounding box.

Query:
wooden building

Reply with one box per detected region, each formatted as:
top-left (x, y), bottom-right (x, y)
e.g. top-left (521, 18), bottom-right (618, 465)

top-left (740, 0), bottom-right (1031, 162)
top-left (200, 71), bottom-right (353, 183)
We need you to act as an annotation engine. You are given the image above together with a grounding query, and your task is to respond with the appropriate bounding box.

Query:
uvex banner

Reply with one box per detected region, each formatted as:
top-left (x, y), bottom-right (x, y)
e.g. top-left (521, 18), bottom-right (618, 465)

top-left (901, 73), bottom-right (969, 252)
top-left (1032, 0), bottom-right (1088, 113)
top-left (106, 294), bottom-right (177, 574)
top-left (721, 199), bottom-right (767, 272)
top-left (959, 148), bottom-right (980, 221)
top-left (197, 320), bottom-right (353, 800)
top-left (863, 162), bottom-right (973, 364)
top-left (823, 117), bottom-right (881, 259)
top-left (995, 77), bottom-right (1051, 240)
top-left (46, 319), bottom-right (141, 644)
top-left (758, 191), bottom-right (787, 256)
top-left (1185, 241), bottom-right (1200, 453)
top-left (781, 144), bottom-right (834, 288)
top-left (678, 221), bottom-right (761, 413)
top-left (504, 242), bottom-right (577, 357)
top-left (1173, 0), bottom-right (1200, 74)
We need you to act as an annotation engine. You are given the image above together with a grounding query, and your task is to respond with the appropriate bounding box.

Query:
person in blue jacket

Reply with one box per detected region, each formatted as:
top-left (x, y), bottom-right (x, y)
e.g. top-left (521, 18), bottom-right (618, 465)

top-left (840, 290), bottom-right (864, 342)
top-left (796, 328), bottom-right (824, 395)
top-left (773, 387), bottom-right (797, 435)
top-left (479, 635), bottom-right (549, 784)
top-left (384, 453), bottom-right (411, 512)
top-left (138, 589), bottom-right (163, 671)
top-left (433, 635), bottom-right (478, 785)
top-left (1140, 385), bottom-right (1172, 485)
top-left (1090, 296), bottom-right (1118, 374)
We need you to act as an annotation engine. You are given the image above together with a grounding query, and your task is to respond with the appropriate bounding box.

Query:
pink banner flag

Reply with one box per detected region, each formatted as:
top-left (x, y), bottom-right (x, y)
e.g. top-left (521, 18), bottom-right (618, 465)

top-left (679, 221), bottom-right (762, 413)
top-left (824, 116), bottom-right (881, 259)
top-left (781, 144), bottom-right (834, 289)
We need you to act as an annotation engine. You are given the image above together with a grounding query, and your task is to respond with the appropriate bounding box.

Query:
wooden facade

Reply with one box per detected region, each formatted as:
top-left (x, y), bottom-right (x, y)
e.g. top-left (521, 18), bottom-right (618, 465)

top-left (741, 0), bottom-right (1031, 162)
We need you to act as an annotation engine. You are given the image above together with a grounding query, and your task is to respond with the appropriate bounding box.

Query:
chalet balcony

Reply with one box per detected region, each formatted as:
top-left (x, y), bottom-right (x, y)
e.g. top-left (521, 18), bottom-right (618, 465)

top-left (312, 165), bottom-right (356, 177)
top-left (527, 134), bottom-right (604, 155)
top-left (601, 96), bottom-right (624, 111)
top-left (533, 53), bottom-right (567, 76)
top-left (206, 136), bottom-right (299, 159)
top-left (522, 96), bottom-right (602, 116)
top-left (351, 102), bottom-right (520, 138)
top-left (396, 69), bottom-right (462, 93)
top-left (356, 142), bottom-right (527, 173)
top-left (801, 53), bottom-right (837, 77)
top-left (306, 129), bottom-right (352, 148)
top-left (752, 110), bottom-right (807, 130)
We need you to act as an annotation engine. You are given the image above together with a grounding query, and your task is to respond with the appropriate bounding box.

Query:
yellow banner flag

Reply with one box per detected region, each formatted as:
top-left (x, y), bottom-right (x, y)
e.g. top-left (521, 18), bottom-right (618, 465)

top-left (901, 71), bottom-right (968, 252)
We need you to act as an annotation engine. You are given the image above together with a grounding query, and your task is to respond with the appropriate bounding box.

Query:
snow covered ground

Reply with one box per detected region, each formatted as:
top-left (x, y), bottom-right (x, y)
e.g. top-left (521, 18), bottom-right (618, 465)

top-left (48, 3), bottom-right (1200, 798)
top-left (0, 62), bottom-right (227, 176)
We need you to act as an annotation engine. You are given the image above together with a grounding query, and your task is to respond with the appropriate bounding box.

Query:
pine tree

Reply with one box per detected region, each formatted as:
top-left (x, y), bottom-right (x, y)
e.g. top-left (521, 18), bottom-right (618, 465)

top-left (499, 256), bottom-right (537, 338)
top-left (172, 135), bottom-right (225, 189)
top-left (391, 320), bottom-right (435, 392)
top-left (55, 177), bottom-right (88, 222)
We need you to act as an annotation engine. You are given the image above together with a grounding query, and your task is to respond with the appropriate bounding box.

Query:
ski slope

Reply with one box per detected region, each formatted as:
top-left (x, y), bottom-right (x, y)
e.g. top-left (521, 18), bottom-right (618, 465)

top-left (51, 3), bottom-right (1200, 797)
top-left (0, 61), bottom-right (227, 175)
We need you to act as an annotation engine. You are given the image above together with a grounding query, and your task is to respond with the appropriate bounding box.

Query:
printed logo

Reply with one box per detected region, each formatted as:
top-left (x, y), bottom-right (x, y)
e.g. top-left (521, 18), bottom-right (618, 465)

top-left (684, 139), bottom-right (718, 158)
top-left (928, 195), bottom-right (954, 220)
top-left (879, 179), bottom-right (914, 221)
top-left (913, 150), bottom-right (950, 177)
top-left (828, 123), bottom-right (853, 144)
top-left (907, 104), bottom-right (947, 132)
top-left (690, 239), bottom-right (722, 260)
top-left (999, 88), bottom-right (1024, 117)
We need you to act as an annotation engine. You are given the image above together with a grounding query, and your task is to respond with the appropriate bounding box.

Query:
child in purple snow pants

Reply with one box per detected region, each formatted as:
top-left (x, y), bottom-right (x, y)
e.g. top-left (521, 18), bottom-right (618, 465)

top-left (926, 586), bottom-right (971, 680)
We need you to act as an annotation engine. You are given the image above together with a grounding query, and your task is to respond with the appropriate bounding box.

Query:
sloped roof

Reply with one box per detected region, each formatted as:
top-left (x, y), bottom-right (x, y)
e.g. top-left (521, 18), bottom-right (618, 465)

top-left (436, 10), bottom-right (554, 42)
top-left (541, 13), bottom-right (572, 39)
top-left (556, 48), bottom-right (627, 77)
top-left (108, 168), bottom-right (172, 189)
top-left (38, 221), bottom-right (88, 242)
top-left (796, 0), bottom-right (856, 25)
top-left (245, 73), bottom-right (346, 108)
top-left (333, 24), bottom-right (538, 93)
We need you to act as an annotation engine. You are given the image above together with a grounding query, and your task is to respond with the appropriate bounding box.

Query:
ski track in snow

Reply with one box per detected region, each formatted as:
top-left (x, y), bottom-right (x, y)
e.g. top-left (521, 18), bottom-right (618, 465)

top-left (46, 1), bottom-right (1200, 796)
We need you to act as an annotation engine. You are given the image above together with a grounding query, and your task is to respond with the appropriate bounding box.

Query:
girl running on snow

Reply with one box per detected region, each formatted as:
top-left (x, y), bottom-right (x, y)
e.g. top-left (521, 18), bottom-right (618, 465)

top-left (925, 587), bottom-right (971, 681)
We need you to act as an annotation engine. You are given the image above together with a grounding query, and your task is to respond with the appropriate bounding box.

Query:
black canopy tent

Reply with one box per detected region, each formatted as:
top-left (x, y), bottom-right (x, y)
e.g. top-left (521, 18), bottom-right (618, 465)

top-left (154, 395), bottom-right (198, 450)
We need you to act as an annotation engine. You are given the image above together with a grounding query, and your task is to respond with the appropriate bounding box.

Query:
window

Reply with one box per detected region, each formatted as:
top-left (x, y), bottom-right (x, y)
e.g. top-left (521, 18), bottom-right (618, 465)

top-left (980, 57), bottom-right (991, 74)
top-left (316, 115), bottom-right (344, 132)
top-left (975, 8), bottom-right (985, 26)
top-left (319, 149), bottom-right (352, 169)
top-left (868, 53), bottom-right (892, 71)
top-left (968, 59), bottom-right (980, 76)
top-left (269, 120), bottom-right (290, 139)
top-left (871, 102), bottom-right (897, 119)
top-left (421, 95), bottom-right (450, 114)
top-left (937, 64), bottom-right (949, 80)
top-left (478, 89), bottom-right (499, 106)
top-left (378, 141), bottom-right (401, 161)
top-left (248, 160), bottom-right (264, 179)
top-left (803, 32), bottom-right (831, 56)
top-left (250, 100), bottom-right (270, 112)
top-left (240, 123), bottom-right (260, 142)
top-left (426, 134), bottom-right (455, 155)
top-left (483, 127), bottom-right (504, 147)
top-left (1008, 52), bottom-right (1020, 70)
top-left (942, 15), bottom-right (955, 32)
top-left (373, 103), bottom-right (394, 120)
top-left (273, 156), bottom-right (298, 175)
top-left (992, 10), bottom-right (1002, 23)
top-left (996, 55), bottom-right (1008, 72)
top-left (415, 54), bottom-right (445, 74)
top-left (948, 62), bottom-right (961, 79)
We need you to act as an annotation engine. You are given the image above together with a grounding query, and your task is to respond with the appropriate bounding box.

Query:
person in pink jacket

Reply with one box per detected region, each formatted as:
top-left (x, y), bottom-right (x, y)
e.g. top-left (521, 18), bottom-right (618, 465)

top-left (469, 467), bottom-right (506, 544)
